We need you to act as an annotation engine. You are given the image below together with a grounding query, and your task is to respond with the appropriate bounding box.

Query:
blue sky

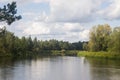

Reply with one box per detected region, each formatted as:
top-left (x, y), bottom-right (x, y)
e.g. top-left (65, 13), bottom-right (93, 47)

top-left (0, 0), bottom-right (120, 42)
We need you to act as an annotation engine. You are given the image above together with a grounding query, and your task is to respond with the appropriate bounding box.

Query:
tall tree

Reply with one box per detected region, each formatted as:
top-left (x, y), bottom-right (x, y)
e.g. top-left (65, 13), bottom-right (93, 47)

top-left (27, 36), bottom-right (33, 51)
top-left (108, 27), bottom-right (120, 53)
top-left (88, 24), bottom-right (111, 51)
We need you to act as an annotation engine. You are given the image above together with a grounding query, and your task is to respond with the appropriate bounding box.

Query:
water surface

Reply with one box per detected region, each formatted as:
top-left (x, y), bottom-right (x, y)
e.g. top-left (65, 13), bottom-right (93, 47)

top-left (0, 56), bottom-right (120, 80)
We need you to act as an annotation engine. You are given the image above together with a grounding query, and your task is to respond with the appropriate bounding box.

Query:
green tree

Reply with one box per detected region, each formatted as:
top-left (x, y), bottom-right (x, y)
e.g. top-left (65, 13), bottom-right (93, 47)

top-left (83, 42), bottom-right (88, 51)
top-left (0, 2), bottom-right (21, 56)
top-left (33, 37), bottom-right (39, 52)
top-left (88, 24), bottom-right (111, 51)
top-left (13, 36), bottom-right (21, 55)
top-left (72, 41), bottom-right (83, 50)
top-left (0, 28), bottom-right (15, 55)
top-left (108, 27), bottom-right (120, 53)
top-left (27, 36), bottom-right (33, 51)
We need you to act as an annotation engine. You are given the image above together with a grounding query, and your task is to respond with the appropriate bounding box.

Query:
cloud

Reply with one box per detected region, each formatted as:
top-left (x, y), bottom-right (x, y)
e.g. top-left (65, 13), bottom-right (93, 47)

top-left (21, 21), bottom-right (89, 42)
top-left (48, 0), bottom-right (104, 23)
top-left (98, 0), bottom-right (120, 20)
top-left (23, 22), bottom-right (50, 35)
top-left (33, 0), bottom-right (49, 3)
top-left (23, 22), bottom-right (84, 35)
top-left (1, 0), bottom-right (120, 21)
top-left (2, 0), bottom-right (119, 22)
top-left (79, 29), bottom-right (89, 40)
top-left (0, 0), bottom-right (10, 2)
top-left (47, 0), bottom-right (120, 22)
top-left (0, 0), bottom-right (49, 3)
top-left (2, 0), bottom-right (120, 42)
top-left (63, 23), bottom-right (84, 32)
top-left (34, 12), bottom-right (48, 22)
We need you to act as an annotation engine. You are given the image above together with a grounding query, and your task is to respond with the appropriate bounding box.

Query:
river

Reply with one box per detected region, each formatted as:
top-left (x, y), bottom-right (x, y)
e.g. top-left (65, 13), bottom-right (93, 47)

top-left (0, 56), bottom-right (120, 80)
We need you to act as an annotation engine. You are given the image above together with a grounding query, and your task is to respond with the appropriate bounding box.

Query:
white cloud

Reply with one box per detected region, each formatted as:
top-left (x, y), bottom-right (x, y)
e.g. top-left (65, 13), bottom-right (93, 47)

top-left (63, 23), bottom-right (84, 32)
top-left (1, 0), bottom-right (120, 21)
top-left (35, 12), bottom-right (48, 22)
top-left (21, 21), bottom-right (89, 42)
top-left (79, 29), bottom-right (89, 41)
top-left (0, 0), bottom-right (49, 3)
top-left (33, 0), bottom-right (49, 3)
top-left (2, 0), bottom-right (120, 42)
top-left (48, 0), bottom-right (104, 23)
top-left (23, 22), bottom-right (50, 35)
top-left (98, 0), bottom-right (120, 20)
top-left (0, 0), bottom-right (10, 2)
top-left (23, 22), bottom-right (84, 35)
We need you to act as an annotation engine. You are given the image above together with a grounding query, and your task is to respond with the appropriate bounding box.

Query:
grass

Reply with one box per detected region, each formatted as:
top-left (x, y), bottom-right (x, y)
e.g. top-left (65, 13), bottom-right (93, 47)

top-left (78, 51), bottom-right (120, 59)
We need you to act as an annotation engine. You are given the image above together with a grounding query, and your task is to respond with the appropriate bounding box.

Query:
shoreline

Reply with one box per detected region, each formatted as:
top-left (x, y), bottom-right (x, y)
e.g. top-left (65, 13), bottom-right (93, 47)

top-left (78, 51), bottom-right (120, 59)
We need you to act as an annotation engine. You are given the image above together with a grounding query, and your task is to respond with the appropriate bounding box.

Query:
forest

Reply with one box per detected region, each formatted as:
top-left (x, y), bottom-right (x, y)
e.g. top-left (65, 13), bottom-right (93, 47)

top-left (0, 27), bottom-right (86, 56)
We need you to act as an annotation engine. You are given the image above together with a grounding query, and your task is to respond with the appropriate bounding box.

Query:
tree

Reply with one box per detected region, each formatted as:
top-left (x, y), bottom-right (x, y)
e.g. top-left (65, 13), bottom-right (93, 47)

top-left (108, 27), bottom-right (120, 53)
top-left (72, 41), bottom-right (83, 50)
top-left (33, 37), bottom-right (39, 52)
top-left (0, 1), bottom-right (21, 25)
top-left (0, 28), bottom-right (15, 55)
top-left (0, 1), bottom-right (21, 36)
top-left (0, 2), bottom-right (21, 56)
top-left (83, 42), bottom-right (88, 51)
top-left (88, 24), bottom-right (111, 51)
top-left (27, 36), bottom-right (33, 51)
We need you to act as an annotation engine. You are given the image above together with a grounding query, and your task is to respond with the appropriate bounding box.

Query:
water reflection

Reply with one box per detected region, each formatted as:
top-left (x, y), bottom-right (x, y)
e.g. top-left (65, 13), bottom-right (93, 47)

top-left (87, 58), bottom-right (120, 80)
top-left (0, 57), bottom-right (120, 80)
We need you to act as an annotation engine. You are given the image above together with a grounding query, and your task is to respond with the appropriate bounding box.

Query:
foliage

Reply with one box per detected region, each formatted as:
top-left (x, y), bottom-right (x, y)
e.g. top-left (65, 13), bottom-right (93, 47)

top-left (0, 29), bottom-right (85, 56)
top-left (88, 24), bottom-right (112, 51)
top-left (78, 51), bottom-right (120, 59)
top-left (82, 42), bottom-right (88, 51)
top-left (0, 2), bottom-right (21, 25)
top-left (0, 28), bottom-right (15, 56)
top-left (108, 27), bottom-right (120, 53)
top-left (0, 25), bottom-right (119, 57)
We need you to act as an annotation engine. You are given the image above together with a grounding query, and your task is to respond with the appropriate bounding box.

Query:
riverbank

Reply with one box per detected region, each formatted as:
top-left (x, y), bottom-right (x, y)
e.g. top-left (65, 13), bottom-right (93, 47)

top-left (2, 50), bottom-right (120, 59)
top-left (78, 51), bottom-right (120, 59)
top-left (0, 50), bottom-right (78, 57)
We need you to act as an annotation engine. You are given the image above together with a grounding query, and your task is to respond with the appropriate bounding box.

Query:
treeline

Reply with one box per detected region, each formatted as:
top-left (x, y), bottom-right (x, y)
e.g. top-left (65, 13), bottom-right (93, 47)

top-left (0, 27), bottom-right (86, 56)
top-left (86, 24), bottom-right (120, 53)
top-left (0, 24), bottom-right (119, 56)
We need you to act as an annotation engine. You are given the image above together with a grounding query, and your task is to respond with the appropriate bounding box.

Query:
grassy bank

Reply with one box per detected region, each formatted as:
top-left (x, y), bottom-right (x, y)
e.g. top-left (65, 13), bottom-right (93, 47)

top-left (78, 51), bottom-right (120, 59)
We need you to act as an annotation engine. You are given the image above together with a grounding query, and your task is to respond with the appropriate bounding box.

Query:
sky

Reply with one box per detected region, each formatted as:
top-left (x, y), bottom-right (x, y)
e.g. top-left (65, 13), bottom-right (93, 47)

top-left (0, 0), bottom-right (120, 42)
